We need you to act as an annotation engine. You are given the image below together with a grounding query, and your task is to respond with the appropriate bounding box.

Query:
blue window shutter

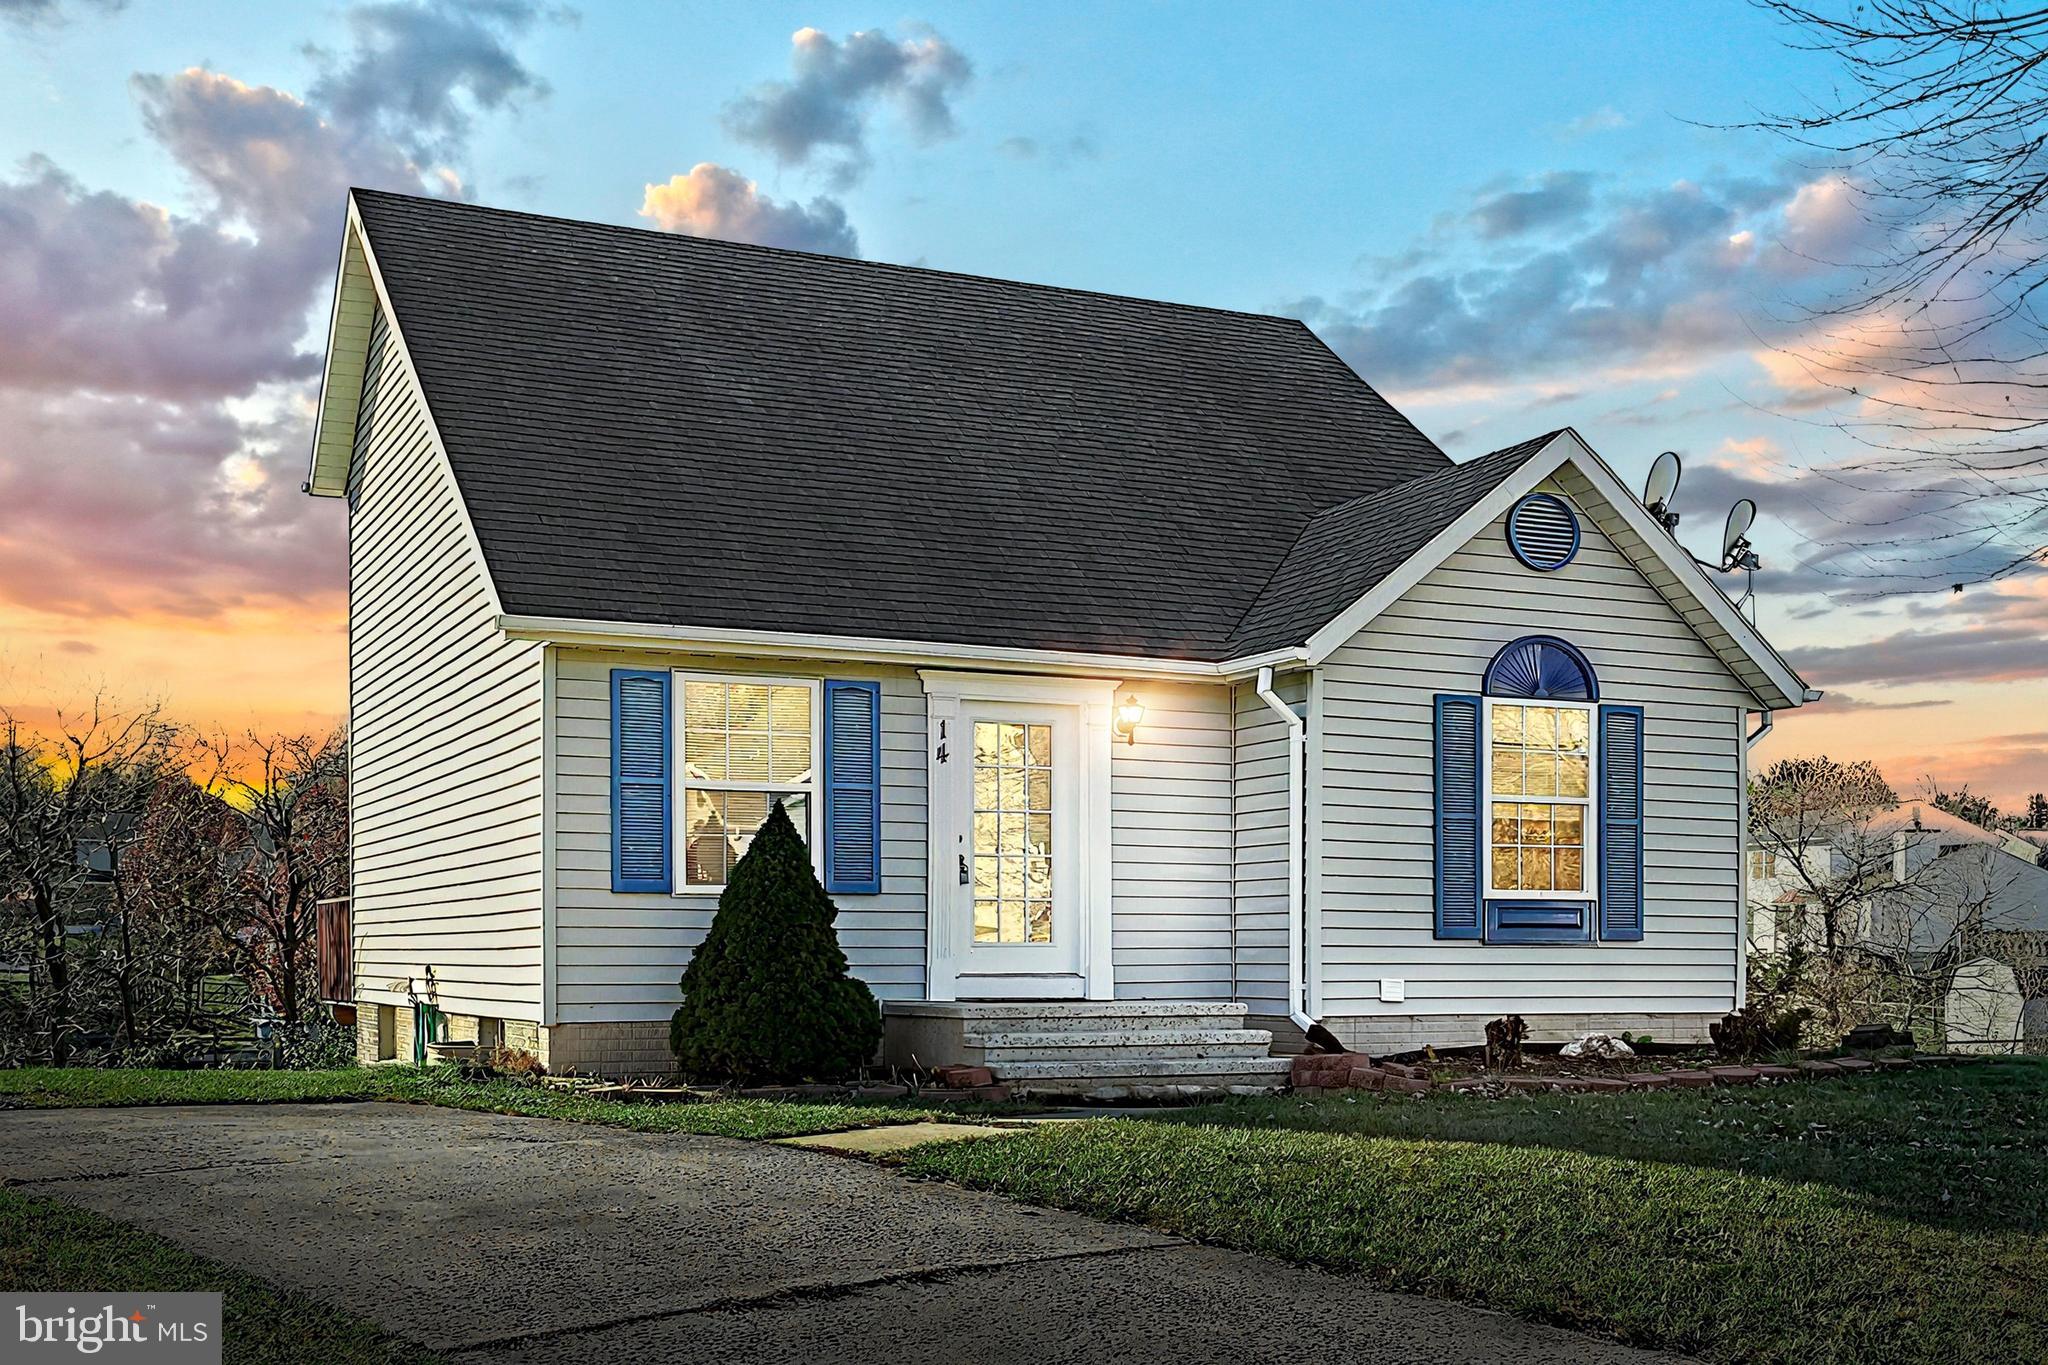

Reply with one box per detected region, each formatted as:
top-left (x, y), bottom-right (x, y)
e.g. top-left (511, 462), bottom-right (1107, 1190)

top-left (1598, 704), bottom-right (1645, 941)
top-left (1434, 694), bottom-right (1483, 940)
top-left (823, 680), bottom-right (882, 895)
top-left (611, 669), bottom-right (671, 893)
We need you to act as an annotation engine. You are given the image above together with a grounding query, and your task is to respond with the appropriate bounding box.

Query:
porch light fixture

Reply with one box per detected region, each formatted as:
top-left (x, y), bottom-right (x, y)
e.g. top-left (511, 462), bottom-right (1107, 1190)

top-left (1113, 693), bottom-right (1145, 746)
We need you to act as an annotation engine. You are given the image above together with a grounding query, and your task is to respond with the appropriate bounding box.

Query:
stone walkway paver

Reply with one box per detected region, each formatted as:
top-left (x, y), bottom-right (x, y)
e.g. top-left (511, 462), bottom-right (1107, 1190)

top-left (775, 1119), bottom-right (1017, 1154)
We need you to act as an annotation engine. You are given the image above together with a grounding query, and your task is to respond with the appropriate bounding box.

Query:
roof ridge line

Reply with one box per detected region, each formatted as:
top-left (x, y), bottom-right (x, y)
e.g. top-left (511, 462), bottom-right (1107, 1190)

top-left (349, 186), bottom-right (1313, 329)
top-left (1222, 428), bottom-right (1570, 651)
top-left (1302, 428), bottom-right (1567, 523)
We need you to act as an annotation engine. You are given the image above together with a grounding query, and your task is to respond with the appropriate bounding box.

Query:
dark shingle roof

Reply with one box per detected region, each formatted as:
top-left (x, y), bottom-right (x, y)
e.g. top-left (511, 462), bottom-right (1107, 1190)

top-left (1228, 432), bottom-right (1563, 655)
top-left (350, 190), bottom-right (1458, 660)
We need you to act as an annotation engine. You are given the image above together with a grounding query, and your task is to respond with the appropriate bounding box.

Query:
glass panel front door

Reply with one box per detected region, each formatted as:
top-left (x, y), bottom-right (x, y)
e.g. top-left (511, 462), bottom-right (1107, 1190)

top-left (971, 721), bottom-right (1054, 944)
top-left (955, 703), bottom-right (1081, 990)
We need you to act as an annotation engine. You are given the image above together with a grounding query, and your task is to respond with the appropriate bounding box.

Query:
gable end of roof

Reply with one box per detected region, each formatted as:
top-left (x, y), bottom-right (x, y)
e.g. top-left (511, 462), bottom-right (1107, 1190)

top-left (305, 206), bottom-right (378, 497)
top-left (1267, 428), bottom-right (1812, 709)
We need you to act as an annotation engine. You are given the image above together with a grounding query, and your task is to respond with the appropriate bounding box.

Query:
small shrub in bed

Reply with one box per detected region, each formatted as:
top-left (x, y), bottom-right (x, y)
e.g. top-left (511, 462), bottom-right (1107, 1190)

top-left (461, 1047), bottom-right (548, 1082)
top-left (1711, 1003), bottom-right (1811, 1058)
top-left (670, 801), bottom-right (883, 1083)
top-left (1484, 1014), bottom-right (1527, 1069)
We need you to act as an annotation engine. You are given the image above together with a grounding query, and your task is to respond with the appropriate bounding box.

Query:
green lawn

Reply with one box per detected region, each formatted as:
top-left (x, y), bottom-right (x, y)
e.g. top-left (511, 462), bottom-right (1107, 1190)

top-left (907, 1059), bottom-right (2048, 1365)
top-left (0, 1066), bottom-right (947, 1140)
top-left (0, 1188), bottom-right (439, 1365)
top-left (10, 1061), bottom-right (2041, 1362)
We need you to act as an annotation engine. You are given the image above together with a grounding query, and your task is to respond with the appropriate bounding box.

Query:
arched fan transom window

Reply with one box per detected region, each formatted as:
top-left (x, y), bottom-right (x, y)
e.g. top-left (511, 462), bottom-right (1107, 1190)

top-left (1482, 636), bottom-right (1598, 702)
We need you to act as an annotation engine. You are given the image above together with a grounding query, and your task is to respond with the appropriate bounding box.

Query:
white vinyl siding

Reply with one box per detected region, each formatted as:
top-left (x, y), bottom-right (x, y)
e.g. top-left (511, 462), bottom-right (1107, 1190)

top-left (347, 308), bottom-right (544, 1019)
top-left (1314, 484), bottom-right (1753, 1021)
top-left (552, 657), bottom-right (1238, 1018)
top-left (1109, 681), bottom-right (1236, 1000)
top-left (1232, 675), bottom-right (1305, 1013)
top-left (550, 649), bottom-right (926, 1021)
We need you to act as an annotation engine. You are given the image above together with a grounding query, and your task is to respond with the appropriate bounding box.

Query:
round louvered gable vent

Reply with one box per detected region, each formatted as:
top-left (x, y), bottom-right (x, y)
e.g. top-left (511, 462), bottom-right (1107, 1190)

top-left (1506, 493), bottom-right (1580, 570)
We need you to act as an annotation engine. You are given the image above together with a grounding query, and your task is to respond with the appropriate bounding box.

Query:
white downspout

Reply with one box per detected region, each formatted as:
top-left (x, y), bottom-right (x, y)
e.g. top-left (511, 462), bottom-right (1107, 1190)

top-left (1738, 708), bottom-right (1774, 1012)
top-left (1257, 667), bottom-right (1317, 1036)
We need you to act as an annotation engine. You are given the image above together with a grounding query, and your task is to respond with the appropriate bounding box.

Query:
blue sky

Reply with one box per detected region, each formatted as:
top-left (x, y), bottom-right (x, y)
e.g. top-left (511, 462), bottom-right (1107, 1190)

top-left (2, 0), bottom-right (2042, 805)
top-left (3, 4), bottom-right (1827, 299)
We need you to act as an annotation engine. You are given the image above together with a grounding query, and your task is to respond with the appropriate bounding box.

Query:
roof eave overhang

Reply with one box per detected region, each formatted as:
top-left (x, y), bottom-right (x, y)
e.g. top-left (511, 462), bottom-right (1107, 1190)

top-left (305, 192), bottom-right (509, 618)
top-left (304, 194), bottom-right (379, 498)
top-left (1296, 428), bottom-right (1813, 711)
top-left (497, 613), bottom-right (1311, 682)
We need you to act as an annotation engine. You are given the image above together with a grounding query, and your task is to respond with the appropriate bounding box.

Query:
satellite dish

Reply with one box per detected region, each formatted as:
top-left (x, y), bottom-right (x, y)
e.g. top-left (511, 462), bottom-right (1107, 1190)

top-left (1719, 498), bottom-right (1762, 579)
top-left (1643, 451), bottom-right (1682, 532)
top-left (1645, 451), bottom-right (1681, 507)
top-left (1722, 499), bottom-right (1756, 560)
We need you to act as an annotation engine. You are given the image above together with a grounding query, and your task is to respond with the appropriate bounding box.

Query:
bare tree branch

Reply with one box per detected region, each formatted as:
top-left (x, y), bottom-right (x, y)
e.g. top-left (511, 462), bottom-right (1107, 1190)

top-left (1747, 1), bottom-right (2048, 590)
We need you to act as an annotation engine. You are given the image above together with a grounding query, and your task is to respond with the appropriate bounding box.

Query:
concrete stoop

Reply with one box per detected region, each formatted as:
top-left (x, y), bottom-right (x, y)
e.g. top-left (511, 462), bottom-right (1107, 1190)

top-left (883, 1000), bottom-right (1291, 1098)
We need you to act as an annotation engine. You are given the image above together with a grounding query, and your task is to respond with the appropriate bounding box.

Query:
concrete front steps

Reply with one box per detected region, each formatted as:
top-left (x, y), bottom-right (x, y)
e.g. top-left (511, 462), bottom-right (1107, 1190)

top-left (881, 1000), bottom-right (1292, 1099)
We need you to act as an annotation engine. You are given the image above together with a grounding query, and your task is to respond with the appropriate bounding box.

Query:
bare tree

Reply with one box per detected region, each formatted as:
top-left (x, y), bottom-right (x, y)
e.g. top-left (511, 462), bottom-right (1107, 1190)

top-left (1931, 782), bottom-right (2003, 830)
top-left (1750, 756), bottom-right (1899, 956)
top-left (124, 776), bottom-right (242, 1040)
top-left (1750, 2), bottom-right (2048, 588)
top-left (1751, 753), bottom-right (2048, 1043)
top-left (198, 731), bottom-right (348, 1028)
top-left (0, 698), bottom-right (179, 1063)
top-left (1860, 838), bottom-right (2030, 1038)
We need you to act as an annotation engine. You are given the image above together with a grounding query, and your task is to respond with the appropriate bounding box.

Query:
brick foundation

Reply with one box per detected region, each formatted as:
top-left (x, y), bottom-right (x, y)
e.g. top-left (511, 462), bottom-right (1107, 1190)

top-left (540, 1021), bottom-right (675, 1077)
top-left (356, 1002), bottom-right (550, 1065)
top-left (355, 1001), bottom-right (415, 1063)
top-left (1320, 1011), bottom-right (1718, 1055)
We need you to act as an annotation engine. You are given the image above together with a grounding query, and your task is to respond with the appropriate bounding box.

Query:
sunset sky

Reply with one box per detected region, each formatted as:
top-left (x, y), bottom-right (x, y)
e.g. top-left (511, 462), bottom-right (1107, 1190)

top-left (2, 1), bottom-right (2043, 807)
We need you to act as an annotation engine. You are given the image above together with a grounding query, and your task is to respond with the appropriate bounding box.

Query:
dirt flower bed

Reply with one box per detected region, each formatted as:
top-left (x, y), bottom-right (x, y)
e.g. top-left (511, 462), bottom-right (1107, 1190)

top-left (1292, 1044), bottom-right (1956, 1097)
top-left (1412, 1044), bottom-right (1717, 1081)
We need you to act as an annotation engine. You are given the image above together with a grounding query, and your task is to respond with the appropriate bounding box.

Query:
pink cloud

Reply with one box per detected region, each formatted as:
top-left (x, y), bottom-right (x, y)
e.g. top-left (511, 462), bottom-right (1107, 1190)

top-left (639, 163), bottom-right (858, 256)
top-left (0, 2), bottom-right (553, 643)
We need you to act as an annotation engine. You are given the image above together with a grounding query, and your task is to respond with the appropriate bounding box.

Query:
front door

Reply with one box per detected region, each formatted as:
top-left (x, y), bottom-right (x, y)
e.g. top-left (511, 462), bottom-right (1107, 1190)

top-left (952, 703), bottom-right (1083, 996)
top-left (924, 672), bottom-right (1114, 1001)
top-left (962, 703), bottom-right (1089, 994)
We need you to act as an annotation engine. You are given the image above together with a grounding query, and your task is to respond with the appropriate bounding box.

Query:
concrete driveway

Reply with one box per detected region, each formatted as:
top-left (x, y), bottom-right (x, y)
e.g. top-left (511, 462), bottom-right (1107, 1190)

top-left (0, 1104), bottom-right (1685, 1364)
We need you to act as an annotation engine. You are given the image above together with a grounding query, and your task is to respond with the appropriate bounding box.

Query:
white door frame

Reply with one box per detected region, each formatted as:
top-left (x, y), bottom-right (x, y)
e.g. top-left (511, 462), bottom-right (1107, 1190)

top-left (921, 670), bottom-right (1116, 1001)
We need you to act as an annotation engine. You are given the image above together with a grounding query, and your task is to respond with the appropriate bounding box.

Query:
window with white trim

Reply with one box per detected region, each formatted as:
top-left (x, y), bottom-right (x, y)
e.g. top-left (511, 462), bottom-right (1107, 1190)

top-left (1485, 699), bottom-right (1595, 896)
top-left (678, 675), bottom-right (818, 889)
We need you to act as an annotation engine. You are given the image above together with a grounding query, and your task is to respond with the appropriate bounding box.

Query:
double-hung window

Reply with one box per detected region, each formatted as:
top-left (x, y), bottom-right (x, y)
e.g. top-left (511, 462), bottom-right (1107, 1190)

top-left (678, 675), bottom-right (820, 890)
top-left (1485, 700), bottom-right (1594, 896)
top-left (1437, 635), bottom-right (1641, 943)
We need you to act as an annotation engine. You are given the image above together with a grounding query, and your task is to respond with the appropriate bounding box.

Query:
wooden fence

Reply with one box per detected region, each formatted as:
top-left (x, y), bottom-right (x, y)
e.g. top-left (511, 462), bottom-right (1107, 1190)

top-left (316, 896), bottom-right (352, 1004)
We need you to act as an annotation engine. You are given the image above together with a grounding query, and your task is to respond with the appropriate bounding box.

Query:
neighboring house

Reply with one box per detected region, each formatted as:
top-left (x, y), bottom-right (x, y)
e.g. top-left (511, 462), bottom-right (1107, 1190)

top-left (1877, 838), bottom-right (2048, 947)
top-left (1748, 803), bottom-right (2048, 1050)
top-left (1747, 804), bottom-right (2042, 954)
top-left (2001, 827), bottom-right (2048, 861)
top-left (304, 190), bottom-right (1814, 1084)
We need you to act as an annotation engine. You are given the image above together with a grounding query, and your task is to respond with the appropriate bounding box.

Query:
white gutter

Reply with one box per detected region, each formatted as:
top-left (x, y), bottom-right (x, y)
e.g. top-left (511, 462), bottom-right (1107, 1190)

top-left (1257, 666), bottom-right (1317, 1037)
top-left (498, 612), bottom-right (1311, 682)
top-left (1746, 710), bottom-right (1775, 749)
